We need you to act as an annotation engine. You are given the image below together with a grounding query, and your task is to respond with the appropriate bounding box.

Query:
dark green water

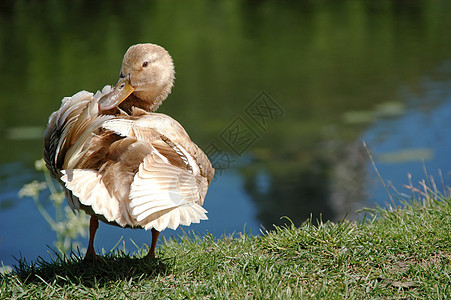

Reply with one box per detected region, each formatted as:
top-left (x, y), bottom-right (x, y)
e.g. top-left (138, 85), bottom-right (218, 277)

top-left (1, 0), bottom-right (450, 266)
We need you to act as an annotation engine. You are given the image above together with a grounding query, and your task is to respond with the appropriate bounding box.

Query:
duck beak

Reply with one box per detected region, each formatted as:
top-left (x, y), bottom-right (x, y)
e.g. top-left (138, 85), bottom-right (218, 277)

top-left (98, 75), bottom-right (135, 110)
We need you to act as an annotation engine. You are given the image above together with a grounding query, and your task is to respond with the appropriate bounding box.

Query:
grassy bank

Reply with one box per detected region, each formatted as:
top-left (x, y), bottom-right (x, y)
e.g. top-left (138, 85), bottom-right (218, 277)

top-left (1, 192), bottom-right (450, 298)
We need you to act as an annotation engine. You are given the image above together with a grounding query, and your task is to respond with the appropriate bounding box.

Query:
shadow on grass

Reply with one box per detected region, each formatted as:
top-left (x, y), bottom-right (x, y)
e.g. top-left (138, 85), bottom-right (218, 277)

top-left (7, 248), bottom-right (173, 287)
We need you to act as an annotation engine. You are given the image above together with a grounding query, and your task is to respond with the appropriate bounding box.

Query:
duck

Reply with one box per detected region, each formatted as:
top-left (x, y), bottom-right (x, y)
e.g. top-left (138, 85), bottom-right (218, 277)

top-left (43, 43), bottom-right (214, 261)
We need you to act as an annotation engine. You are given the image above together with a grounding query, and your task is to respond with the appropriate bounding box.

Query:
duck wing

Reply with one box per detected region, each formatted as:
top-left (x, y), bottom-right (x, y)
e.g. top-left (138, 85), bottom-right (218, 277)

top-left (62, 112), bottom-right (212, 231)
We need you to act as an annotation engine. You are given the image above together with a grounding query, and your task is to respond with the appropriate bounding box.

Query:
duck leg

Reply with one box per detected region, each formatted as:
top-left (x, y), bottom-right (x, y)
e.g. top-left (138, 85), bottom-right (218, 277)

top-left (84, 215), bottom-right (99, 262)
top-left (146, 228), bottom-right (160, 258)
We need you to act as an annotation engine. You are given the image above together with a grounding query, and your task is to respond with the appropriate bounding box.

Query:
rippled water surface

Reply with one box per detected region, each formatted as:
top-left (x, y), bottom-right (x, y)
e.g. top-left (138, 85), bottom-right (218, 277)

top-left (1, 0), bottom-right (450, 267)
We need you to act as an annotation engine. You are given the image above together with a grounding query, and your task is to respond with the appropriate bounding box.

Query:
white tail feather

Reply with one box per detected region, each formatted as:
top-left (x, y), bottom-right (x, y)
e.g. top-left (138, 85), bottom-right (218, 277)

top-left (61, 169), bottom-right (130, 227)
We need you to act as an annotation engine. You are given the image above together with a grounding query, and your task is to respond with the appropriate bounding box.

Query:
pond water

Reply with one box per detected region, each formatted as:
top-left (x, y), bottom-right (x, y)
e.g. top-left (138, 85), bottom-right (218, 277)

top-left (1, 0), bottom-right (450, 267)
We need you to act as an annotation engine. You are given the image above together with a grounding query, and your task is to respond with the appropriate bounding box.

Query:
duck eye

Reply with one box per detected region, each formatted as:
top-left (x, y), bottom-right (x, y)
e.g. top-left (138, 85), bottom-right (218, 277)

top-left (142, 61), bottom-right (149, 68)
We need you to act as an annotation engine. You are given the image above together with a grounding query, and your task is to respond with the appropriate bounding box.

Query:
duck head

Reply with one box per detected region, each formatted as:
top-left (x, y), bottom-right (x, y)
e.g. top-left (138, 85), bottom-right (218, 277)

top-left (99, 43), bottom-right (175, 112)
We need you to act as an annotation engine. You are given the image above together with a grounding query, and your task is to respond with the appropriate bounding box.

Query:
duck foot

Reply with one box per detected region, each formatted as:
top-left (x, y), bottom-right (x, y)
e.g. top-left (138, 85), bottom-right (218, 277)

top-left (83, 251), bottom-right (99, 263)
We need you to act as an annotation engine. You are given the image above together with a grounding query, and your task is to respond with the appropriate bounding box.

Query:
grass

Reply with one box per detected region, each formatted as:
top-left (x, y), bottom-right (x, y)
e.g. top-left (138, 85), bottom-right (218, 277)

top-left (1, 192), bottom-right (450, 299)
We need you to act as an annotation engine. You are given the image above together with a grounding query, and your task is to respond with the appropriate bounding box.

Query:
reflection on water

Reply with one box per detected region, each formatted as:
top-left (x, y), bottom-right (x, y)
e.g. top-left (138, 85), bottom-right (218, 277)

top-left (364, 76), bottom-right (451, 207)
top-left (1, 0), bottom-right (451, 266)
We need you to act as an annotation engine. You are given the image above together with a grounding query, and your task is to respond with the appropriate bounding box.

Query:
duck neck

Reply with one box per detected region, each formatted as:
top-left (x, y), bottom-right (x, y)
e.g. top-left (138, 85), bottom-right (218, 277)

top-left (119, 82), bottom-right (173, 114)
